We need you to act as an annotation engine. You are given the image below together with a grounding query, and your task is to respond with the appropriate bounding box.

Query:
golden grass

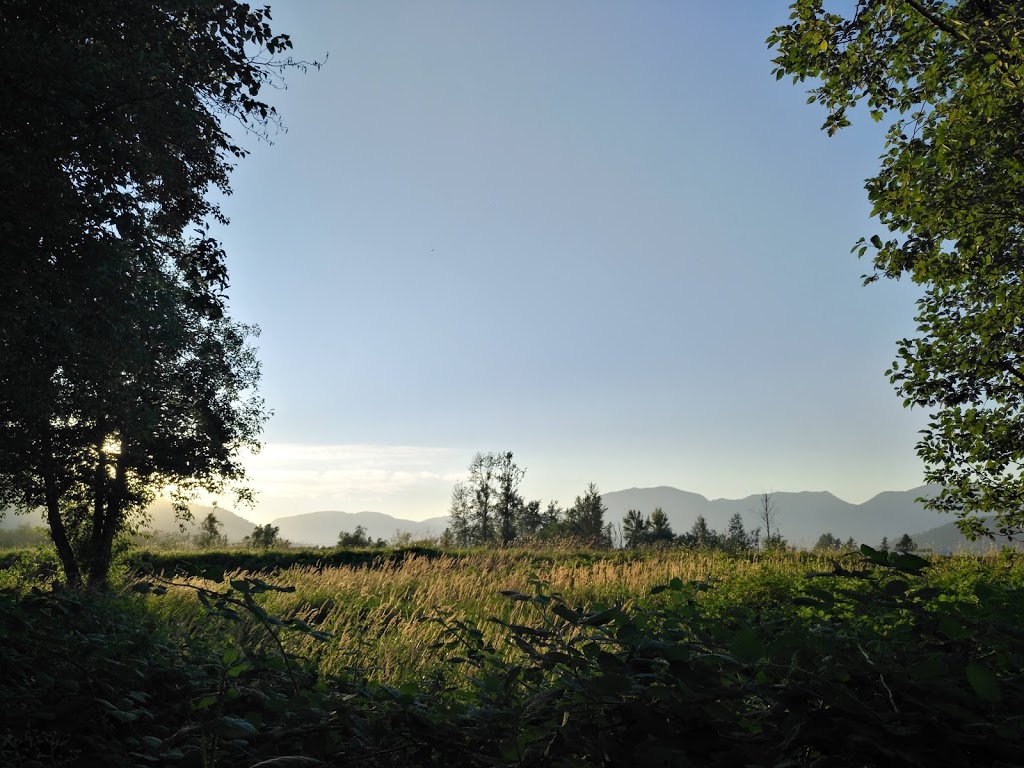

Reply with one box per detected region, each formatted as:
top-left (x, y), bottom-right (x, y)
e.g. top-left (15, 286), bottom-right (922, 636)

top-left (143, 548), bottom-right (839, 684)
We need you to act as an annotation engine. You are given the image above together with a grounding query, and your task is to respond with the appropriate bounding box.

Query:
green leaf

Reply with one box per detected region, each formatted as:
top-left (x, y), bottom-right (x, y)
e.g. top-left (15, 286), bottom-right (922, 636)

top-left (193, 694), bottom-right (219, 711)
top-left (730, 628), bottom-right (765, 664)
top-left (966, 662), bottom-right (1001, 702)
top-left (551, 603), bottom-right (581, 624)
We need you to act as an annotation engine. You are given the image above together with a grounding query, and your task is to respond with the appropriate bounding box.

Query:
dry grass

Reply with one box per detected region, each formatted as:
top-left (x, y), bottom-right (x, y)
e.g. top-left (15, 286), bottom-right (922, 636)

top-left (143, 547), bottom-right (838, 684)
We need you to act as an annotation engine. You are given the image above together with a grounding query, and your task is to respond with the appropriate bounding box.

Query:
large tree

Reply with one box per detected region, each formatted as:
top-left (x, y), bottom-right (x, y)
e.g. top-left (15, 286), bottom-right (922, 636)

top-left (446, 452), bottom-right (529, 546)
top-left (0, 1), bottom-right (306, 586)
top-left (769, 2), bottom-right (1024, 538)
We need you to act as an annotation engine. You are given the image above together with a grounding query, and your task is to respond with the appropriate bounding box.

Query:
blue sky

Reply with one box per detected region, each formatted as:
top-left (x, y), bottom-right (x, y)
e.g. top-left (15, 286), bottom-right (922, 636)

top-left (209, 2), bottom-right (929, 523)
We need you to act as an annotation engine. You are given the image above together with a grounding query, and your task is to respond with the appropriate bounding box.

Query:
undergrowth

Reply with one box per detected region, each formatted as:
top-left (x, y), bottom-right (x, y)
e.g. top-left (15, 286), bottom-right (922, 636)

top-left (0, 547), bottom-right (1021, 766)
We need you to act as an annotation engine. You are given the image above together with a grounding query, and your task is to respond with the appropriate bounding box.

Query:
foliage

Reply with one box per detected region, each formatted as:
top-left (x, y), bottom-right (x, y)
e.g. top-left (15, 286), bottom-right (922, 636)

top-left (769, 1), bottom-right (1024, 538)
top-left (447, 454), bottom-right (614, 549)
top-left (564, 482), bottom-right (613, 548)
top-left (622, 509), bottom-right (649, 548)
top-left (815, 531), bottom-right (843, 550)
top-left (4, 546), bottom-right (1024, 766)
top-left (680, 514), bottom-right (722, 549)
top-left (724, 511), bottom-right (755, 552)
top-left (622, 506), bottom-right (675, 548)
top-left (0, 0), bottom-right (313, 587)
top-left (0, 524), bottom-right (50, 549)
top-left (337, 524), bottom-right (383, 548)
top-left (896, 532), bottom-right (918, 552)
top-left (194, 513), bottom-right (227, 549)
top-left (244, 523), bottom-right (281, 549)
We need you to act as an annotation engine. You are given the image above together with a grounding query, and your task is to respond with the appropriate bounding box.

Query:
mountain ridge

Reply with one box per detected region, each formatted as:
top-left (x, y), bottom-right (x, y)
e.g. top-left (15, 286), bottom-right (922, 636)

top-left (3, 484), bottom-right (1007, 552)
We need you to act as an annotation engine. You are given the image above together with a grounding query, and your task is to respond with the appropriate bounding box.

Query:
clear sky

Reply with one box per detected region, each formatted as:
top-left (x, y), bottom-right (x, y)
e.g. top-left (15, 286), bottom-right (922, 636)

top-left (208, 1), bottom-right (930, 523)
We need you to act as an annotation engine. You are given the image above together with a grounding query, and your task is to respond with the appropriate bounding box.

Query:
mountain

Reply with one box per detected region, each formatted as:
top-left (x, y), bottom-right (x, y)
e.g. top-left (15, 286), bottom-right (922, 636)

top-left (601, 485), bottom-right (945, 546)
top-left (3, 484), bottom-right (990, 551)
top-left (270, 510), bottom-right (450, 547)
top-left (911, 517), bottom-right (1024, 554)
top-left (140, 500), bottom-right (257, 543)
top-left (1, 501), bottom-right (257, 543)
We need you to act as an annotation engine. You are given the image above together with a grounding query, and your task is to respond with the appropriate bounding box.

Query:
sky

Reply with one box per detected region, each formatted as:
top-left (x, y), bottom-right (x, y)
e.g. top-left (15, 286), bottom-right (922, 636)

top-left (207, 1), bottom-right (931, 524)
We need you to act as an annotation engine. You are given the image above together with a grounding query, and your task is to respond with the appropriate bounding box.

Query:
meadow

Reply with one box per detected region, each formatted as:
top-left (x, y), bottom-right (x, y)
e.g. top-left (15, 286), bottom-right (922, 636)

top-left (3, 544), bottom-right (1023, 766)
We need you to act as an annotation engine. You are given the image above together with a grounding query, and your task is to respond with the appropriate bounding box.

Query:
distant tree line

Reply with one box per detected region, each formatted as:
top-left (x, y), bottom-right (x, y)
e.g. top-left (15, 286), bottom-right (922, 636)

top-left (442, 453), bottom-right (612, 548)
top-left (621, 509), bottom-right (781, 553)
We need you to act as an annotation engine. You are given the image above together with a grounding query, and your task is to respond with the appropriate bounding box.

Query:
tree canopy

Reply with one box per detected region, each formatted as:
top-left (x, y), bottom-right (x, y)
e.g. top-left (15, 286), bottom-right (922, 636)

top-left (0, 1), bottom-right (310, 586)
top-left (770, 1), bottom-right (1024, 538)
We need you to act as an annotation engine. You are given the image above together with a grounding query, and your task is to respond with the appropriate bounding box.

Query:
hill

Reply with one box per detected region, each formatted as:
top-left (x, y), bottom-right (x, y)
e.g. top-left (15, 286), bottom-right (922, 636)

top-left (910, 516), bottom-right (1024, 554)
top-left (270, 510), bottom-right (450, 547)
top-left (1, 501), bottom-right (257, 544)
top-left (601, 485), bottom-right (945, 547)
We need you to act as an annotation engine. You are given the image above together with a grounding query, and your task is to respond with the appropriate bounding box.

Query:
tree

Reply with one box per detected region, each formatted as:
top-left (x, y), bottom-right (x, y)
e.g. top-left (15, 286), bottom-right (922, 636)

top-left (895, 533), bottom-right (917, 552)
top-left (648, 507), bottom-right (675, 545)
top-left (754, 493), bottom-right (779, 545)
top-left (469, 453), bottom-right (497, 544)
top-left (246, 524), bottom-right (280, 550)
top-left (879, 536), bottom-right (891, 554)
top-left (195, 513), bottom-right (226, 549)
top-left (446, 452), bottom-right (527, 546)
top-left (494, 452), bottom-right (526, 546)
top-left (814, 532), bottom-right (842, 551)
top-left (338, 525), bottom-right (372, 548)
top-left (725, 512), bottom-right (753, 552)
top-left (0, 2), bottom-right (311, 587)
top-left (844, 537), bottom-right (858, 550)
top-left (622, 509), bottom-right (650, 549)
top-left (516, 499), bottom-right (544, 539)
top-left (682, 515), bottom-right (720, 549)
top-left (769, 3), bottom-right (1024, 539)
top-left (565, 483), bottom-right (611, 547)
top-left (540, 501), bottom-right (564, 536)
top-left (446, 481), bottom-right (476, 547)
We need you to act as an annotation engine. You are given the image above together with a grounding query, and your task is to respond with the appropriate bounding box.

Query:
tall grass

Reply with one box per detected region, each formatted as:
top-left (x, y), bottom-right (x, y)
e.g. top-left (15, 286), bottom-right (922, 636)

top-left (142, 547), bottom-right (844, 684)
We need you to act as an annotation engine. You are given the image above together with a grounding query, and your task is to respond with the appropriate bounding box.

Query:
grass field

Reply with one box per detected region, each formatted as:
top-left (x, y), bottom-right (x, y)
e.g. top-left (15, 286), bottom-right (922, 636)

top-left (3, 544), bottom-right (1024, 766)
top-left (143, 547), bottom-right (841, 684)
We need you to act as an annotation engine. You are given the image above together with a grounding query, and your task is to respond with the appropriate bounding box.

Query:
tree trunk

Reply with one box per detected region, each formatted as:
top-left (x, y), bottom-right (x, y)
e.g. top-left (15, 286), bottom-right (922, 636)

top-left (44, 474), bottom-right (81, 588)
top-left (86, 440), bottom-right (125, 589)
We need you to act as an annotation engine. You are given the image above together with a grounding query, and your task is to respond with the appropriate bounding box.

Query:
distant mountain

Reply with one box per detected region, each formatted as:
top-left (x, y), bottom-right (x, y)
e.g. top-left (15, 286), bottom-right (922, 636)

top-left (5, 484), bottom-right (994, 551)
top-left (270, 510), bottom-right (450, 547)
top-left (140, 500), bottom-right (257, 543)
top-left (601, 485), bottom-right (945, 546)
top-left (1, 501), bottom-right (257, 543)
top-left (911, 516), bottom-right (1024, 554)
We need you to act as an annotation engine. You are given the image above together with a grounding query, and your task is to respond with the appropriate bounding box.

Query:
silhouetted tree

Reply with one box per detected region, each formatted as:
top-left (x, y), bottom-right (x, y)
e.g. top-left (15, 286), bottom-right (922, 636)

top-left (895, 533), bottom-right (917, 552)
top-left (338, 525), bottom-right (372, 548)
top-left (195, 513), bottom-right (225, 549)
top-left (494, 452), bottom-right (525, 545)
top-left (725, 513), bottom-right (752, 552)
top-left (879, 536), bottom-right (890, 553)
top-left (565, 483), bottom-right (611, 547)
top-left (516, 499), bottom-right (544, 539)
top-left (447, 452), bottom-right (529, 545)
top-left (814, 532), bottom-right (842, 551)
top-left (682, 515), bottom-right (720, 549)
top-left (648, 507), bottom-right (675, 545)
top-left (755, 492), bottom-right (779, 545)
top-left (0, 1), bottom-right (306, 587)
top-left (622, 509), bottom-right (649, 549)
top-left (246, 524), bottom-right (280, 549)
